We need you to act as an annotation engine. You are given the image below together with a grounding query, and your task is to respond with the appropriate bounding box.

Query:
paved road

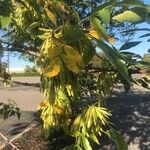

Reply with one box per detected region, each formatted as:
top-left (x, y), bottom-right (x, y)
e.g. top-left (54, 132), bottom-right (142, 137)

top-left (0, 77), bottom-right (43, 111)
top-left (99, 85), bottom-right (150, 150)
top-left (0, 77), bottom-right (43, 148)
top-left (11, 76), bottom-right (40, 83)
top-left (0, 77), bottom-right (150, 149)
top-left (0, 111), bottom-right (36, 148)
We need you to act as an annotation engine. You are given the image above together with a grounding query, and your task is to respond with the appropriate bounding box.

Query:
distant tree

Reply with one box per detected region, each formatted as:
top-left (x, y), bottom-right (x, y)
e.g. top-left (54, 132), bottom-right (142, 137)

top-left (24, 65), bottom-right (38, 74)
top-left (0, 43), bottom-right (3, 74)
top-left (143, 53), bottom-right (150, 63)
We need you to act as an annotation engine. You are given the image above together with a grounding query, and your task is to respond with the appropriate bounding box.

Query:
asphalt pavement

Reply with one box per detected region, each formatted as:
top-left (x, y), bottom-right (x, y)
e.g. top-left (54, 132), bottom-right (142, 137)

top-left (0, 77), bottom-right (43, 148)
top-left (0, 77), bottom-right (150, 150)
top-left (0, 111), bottom-right (36, 148)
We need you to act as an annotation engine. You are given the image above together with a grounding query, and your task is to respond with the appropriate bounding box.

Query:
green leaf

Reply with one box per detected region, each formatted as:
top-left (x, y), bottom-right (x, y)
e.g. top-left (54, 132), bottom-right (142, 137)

top-left (95, 40), bottom-right (130, 89)
top-left (28, 22), bottom-right (41, 31)
top-left (107, 128), bottom-right (127, 150)
top-left (81, 136), bottom-right (92, 150)
top-left (139, 33), bottom-right (150, 38)
top-left (26, 0), bottom-right (41, 13)
top-left (121, 51), bottom-right (142, 59)
top-left (131, 7), bottom-right (148, 20)
top-left (112, 10), bottom-right (142, 22)
top-left (90, 133), bottom-right (100, 145)
top-left (76, 145), bottom-right (82, 150)
top-left (90, 17), bottom-right (108, 40)
top-left (95, 8), bottom-right (110, 24)
top-left (0, 1), bottom-right (11, 17)
top-left (60, 26), bottom-right (84, 42)
top-left (91, 0), bottom-right (116, 16)
top-left (63, 145), bottom-right (76, 150)
top-left (123, 0), bottom-right (146, 7)
top-left (0, 16), bottom-right (11, 28)
top-left (137, 60), bottom-right (150, 65)
top-left (122, 28), bottom-right (150, 33)
top-left (83, 40), bottom-right (96, 65)
top-left (120, 41), bottom-right (141, 50)
top-left (136, 78), bottom-right (150, 89)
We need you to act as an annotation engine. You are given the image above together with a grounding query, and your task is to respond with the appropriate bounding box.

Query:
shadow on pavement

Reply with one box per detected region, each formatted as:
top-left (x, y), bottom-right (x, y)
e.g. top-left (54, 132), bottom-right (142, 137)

top-left (10, 123), bottom-right (30, 135)
top-left (96, 88), bottom-right (150, 150)
top-left (0, 111), bottom-right (37, 142)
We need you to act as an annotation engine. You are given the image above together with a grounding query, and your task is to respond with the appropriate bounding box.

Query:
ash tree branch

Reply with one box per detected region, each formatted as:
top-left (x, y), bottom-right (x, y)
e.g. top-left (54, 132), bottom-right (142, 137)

top-left (1, 40), bottom-right (40, 57)
top-left (1, 41), bottom-right (39, 52)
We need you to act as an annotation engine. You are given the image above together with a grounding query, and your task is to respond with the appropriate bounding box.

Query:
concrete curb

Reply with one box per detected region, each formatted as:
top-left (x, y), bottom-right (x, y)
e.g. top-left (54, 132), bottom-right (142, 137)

top-left (0, 123), bottom-right (37, 150)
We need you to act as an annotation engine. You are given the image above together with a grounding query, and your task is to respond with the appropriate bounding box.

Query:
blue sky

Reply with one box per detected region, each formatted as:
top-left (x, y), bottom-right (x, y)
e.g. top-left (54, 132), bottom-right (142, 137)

top-left (2, 52), bottom-right (34, 68)
top-left (1, 0), bottom-right (150, 68)
top-left (116, 22), bottom-right (150, 55)
top-left (144, 0), bottom-right (150, 4)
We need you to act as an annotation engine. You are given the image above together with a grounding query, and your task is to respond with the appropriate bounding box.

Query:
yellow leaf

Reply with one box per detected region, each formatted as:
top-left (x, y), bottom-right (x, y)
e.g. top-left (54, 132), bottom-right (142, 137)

top-left (112, 10), bottom-right (142, 22)
top-left (62, 45), bottom-right (83, 73)
top-left (45, 6), bottom-right (56, 25)
top-left (37, 99), bottom-right (49, 110)
top-left (108, 36), bottom-right (115, 44)
top-left (87, 30), bottom-right (115, 44)
top-left (54, 105), bottom-right (65, 115)
top-left (56, 2), bottom-right (68, 13)
top-left (44, 64), bottom-right (60, 77)
top-left (66, 85), bottom-right (74, 96)
top-left (64, 45), bottom-right (83, 66)
top-left (62, 55), bottom-right (80, 74)
top-left (48, 47), bottom-right (60, 59)
top-left (87, 30), bottom-right (102, 40)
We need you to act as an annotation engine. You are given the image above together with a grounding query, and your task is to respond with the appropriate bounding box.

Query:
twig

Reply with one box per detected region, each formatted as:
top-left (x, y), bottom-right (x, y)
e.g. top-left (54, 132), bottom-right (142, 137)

top-left (0, 79), bottom-right (40, 87)
top-left (12, 80), bottom-right (40, 87)
top-left (0, 132), bottom-right (19, 150)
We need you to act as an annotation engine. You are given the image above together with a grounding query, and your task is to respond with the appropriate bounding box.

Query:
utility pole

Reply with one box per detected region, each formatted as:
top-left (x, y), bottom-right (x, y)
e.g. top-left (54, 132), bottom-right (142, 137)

top-left (7, 50), bottom-right (10, 73)
top-left (0, 44), bottom-right (3, 74)
top-left (0, 53), bottom-right (2, 74)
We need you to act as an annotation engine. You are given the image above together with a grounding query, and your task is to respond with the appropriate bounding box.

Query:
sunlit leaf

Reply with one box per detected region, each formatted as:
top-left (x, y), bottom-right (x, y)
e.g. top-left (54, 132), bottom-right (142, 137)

top-left (96, 8), bottom-right (110, 24)
top-left (108, 36), bottom-right (115, 44)
top-left (37, 99), bottom-right (49, 110)
top-left (64, 45), bottom-right (83, 66)
top-left (82, 136), bottom-right (92, 150)
top-left (28, 22), bottom-right (41, 31)
top-left (112, 10), bottom-right (142, 22)
top-left (0, 16), bottom-right (11, 27)
top-left (91, 17), bottom-right (108, 40)
top-left (44, 64), bottom-right (60, 77)
top-left (62, 55), bottom-right (80, 74)
top-left (90, 133), bottom-right (100, 144)
top-left (45, 7), bottom-right (56, 25)
top-left (88, 30), bottom-right (102, 40)
top-left (55, 2), bottom-right (68, 13)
